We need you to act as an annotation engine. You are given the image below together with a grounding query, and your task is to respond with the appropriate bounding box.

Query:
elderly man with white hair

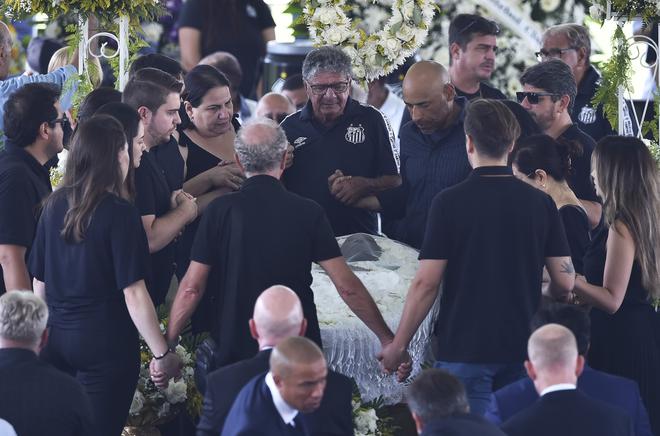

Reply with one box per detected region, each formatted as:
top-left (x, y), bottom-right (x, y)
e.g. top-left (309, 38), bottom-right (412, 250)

top-left (166, 118), bottom-right (405, 380)
top-left (0, 291), bottom-right (93, 436)
top-left (502, 324), bottom-right (634, 436)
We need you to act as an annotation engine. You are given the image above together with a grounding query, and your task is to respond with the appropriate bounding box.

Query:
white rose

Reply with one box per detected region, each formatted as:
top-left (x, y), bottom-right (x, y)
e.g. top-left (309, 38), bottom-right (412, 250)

top-left (323, 27), bottom-right (345, 45)
top-left (164, 379), bottom-right (188, 404)
top-left (129, 391), bottom-right (145, 416)
top-left (396, 25), bottom-right (415, 42)
top-left (383, 37), bottom-right (402, 60)
top-left (354, 409), bottom-right (378, 434)
top-left (353, 64), bottom-right (366, 80)
top-left (315, 7), bottom-right (337, 25)
top-left (540, 0), bottom-right (560, 12)
top-left (589, 3), bottom-right (605, 19)
top-left (401, 0), bottom-right (415, 19)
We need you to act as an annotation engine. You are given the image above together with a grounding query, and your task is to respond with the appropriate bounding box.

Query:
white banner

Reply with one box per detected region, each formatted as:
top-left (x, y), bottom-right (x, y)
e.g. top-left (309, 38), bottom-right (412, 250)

top-left (478, 0), bottom-right (544, 49)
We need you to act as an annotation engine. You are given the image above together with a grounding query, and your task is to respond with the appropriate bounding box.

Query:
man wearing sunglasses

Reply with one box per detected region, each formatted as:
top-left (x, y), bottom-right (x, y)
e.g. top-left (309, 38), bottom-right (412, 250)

top-left (519, 60), bottom-right (602, 229)
top-left (281, 46), bottom-right (401, 237)
top-left (537, 24), bottom-right (634, 141)
top-left (0, 83), bottom-right (65, 295)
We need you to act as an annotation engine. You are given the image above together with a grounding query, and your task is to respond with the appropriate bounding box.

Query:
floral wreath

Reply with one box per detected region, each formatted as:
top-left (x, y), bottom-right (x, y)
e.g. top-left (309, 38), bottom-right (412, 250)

top-left (303, 0), bottom-right (437, 82)
top-left (0, 0), bottom-right (163, 24)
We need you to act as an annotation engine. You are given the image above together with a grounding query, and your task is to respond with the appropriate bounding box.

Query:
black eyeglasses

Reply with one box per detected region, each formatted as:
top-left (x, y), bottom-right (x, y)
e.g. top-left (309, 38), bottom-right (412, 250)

top-left (49, 115), bottom-right (69, 127)
top-left (516, 92), bottom-right (560, 105)
top-left (535, 47), bottom-right (577, 61)
top-left (307, 81), bottom-right (350, 95)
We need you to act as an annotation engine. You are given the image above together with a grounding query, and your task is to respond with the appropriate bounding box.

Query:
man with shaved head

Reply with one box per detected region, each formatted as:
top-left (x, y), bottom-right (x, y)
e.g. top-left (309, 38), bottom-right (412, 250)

top-left (502, 324), bottom-right (633, 436)
top-left (222, 336), bottom-right (328, 435)
top-left (197, 285), bottom-right (353, 436)
top-left (346, 60), bottom-right (471, 249)
top-left (256, 92), bottom-right (295, 124)
top-left (167, 118), bottom-right (401, 383)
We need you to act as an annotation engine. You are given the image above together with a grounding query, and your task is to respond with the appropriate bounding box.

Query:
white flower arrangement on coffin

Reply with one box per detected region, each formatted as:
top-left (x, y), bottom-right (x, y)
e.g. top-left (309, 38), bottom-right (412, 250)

top-left (303, 0), bottom-right (437, 82)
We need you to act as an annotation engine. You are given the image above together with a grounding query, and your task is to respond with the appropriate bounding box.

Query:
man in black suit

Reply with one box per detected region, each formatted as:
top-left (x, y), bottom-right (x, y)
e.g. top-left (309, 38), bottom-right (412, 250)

top-left (222, 336), bottom-right (328, 436)
top-left (197, 285), bottom-right (353, 436)
top-left (501, 324), bottom-right (633, 436)
top-left (486, 303), bottom-right (652, 435)
top-left (0, 291), bottom-right (94, 436)
top-left (406, 368), bottom-right (507, 436)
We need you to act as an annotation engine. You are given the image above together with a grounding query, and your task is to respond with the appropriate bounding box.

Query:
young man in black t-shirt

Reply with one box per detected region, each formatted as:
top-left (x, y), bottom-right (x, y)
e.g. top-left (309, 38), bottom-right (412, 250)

top-left (378, 100), bottom-right (575, 415)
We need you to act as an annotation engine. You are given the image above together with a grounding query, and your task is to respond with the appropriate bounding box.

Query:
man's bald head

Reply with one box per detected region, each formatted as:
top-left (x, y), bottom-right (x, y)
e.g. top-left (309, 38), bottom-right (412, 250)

top-left (528, 323), bottom-right (578, 373)
top-left (252, 286), bottom-right (304, 344)
top-left (234, 117), bottom-right (288, 174)
top-left (255, 93), bottom-right (295, 122)
top-left (0, 22), bottom-right (12, 80)
top-left (402, 61), bottom-right (456, 134)
top-left (403, 61), bottom-right (450, 95)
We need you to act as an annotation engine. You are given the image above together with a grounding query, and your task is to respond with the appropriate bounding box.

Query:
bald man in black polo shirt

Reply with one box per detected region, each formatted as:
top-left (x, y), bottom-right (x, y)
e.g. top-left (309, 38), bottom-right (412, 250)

top-left (281, 46), bottom-right (401, 237)
top-left (379, 100), bottom-right (575, 416)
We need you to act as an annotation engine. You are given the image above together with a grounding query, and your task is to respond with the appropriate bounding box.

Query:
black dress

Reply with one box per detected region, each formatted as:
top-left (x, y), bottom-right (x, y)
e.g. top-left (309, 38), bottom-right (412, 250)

top-left (583, 225), bottom-right (660, 434)
top-left (558, 204), bottom-right (590, 274)
top-left (28, 193), bottom-right (150, 436)
top-left (175, 131), bottom-right (223, 279)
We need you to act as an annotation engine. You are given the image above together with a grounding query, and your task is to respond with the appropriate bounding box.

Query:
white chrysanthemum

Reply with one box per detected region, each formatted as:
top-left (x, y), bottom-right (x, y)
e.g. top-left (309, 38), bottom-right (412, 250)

top-left (354, 409), bottom-right (378, 434)
top-left (364, 6), bottom-right (391, 32)
top-left (129, 391), bottom-right (145, 416)
top-left (164, 379), bottom-right (188, 404)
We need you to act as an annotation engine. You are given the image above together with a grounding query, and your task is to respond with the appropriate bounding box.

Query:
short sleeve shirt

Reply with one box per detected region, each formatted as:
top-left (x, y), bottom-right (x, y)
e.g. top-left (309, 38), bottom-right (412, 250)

top-left (559, 124), bottom-right (599, 203)
top-left (0, 143), bottom-right (52, 294)
top-left (420, 166), bottom-right (570, 363)
top-left (28, 193), bottom-right (149, 330)
top-left (281, 98), bottom-right (400, 236)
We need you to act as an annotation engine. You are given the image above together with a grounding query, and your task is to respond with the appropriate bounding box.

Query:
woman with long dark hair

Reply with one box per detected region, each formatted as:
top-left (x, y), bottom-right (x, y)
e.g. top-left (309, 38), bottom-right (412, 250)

top-left (511, 134), bottom-right (590, 273)
top-left (178, 0), bottom-right (275, 96)
top-left (573, 136), bottom-right (660, 433)
top-left (28, 116), bottom-right (181, 436)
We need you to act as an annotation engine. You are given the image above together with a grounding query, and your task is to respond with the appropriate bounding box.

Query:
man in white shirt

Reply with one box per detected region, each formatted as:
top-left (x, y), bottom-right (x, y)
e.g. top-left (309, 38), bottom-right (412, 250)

top-left (502, 324), bottom-right (634, 436)
top-left (367, 77), bottom-right (406, 145)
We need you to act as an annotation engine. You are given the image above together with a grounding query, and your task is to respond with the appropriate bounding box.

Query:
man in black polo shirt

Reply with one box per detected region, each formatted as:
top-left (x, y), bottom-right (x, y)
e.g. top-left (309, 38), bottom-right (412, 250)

top-left (519, 59), bottom-right (602, 228)
top-left (538, 24), bottom-right (634, 140)
top-left (341, 61), bottom-right (471, 249)
top-left (0, 83), bottom-right (64, 294)
top-left (448, 14), bottom-right (507, 100)
top-left (378, 99), bottom-right (575, 416)
top-left (281, 46), bottom-right (401, 237)
top-left (165, 118), bottom-right (401, 373)
top-left (123, 77), bottom-right (198, 306)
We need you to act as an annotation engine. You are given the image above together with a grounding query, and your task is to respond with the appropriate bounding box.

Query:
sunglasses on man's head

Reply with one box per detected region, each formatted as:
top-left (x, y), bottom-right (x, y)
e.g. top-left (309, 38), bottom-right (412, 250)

top-left (516, 92), bottom-right (559, 105)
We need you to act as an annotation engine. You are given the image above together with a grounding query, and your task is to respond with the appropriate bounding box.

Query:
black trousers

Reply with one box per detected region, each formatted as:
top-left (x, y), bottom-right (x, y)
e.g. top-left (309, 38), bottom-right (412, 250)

top-left (42, 323), bottom-right (140, 436)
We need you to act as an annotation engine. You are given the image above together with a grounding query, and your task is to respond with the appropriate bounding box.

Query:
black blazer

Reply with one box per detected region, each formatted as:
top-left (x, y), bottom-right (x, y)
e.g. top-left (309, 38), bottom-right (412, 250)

top-left (0, 348), bottom-right (94, 436)
top-left (421, 413), bottom-right (508, 436)
top-left (501, 389), bottom-right (634, 436)
top-left (221, 374), bottom-right (309, 436)
top-left (197, 349), bottom-right (353, 436)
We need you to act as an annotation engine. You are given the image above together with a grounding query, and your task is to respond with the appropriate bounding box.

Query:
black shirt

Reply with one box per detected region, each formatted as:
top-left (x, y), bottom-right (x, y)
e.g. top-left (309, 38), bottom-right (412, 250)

top-left (559, 124), bottom-right (599, 203)
top-left (454, 81), bottom-right (508, 100)
top-left (28, 193), bottom-right (149, 330)
top-left (191, 175), bottom-right (341, 364)
top-left (0, 142), bottom-right (52, 295)
top-left (281, 98), bottom-right (400, 236)
top-left (559, 204), bottom-right (590, 275)
top-left (420, 166), bottom-right (570, 363)
top-left (378, 98), bottom-right (471, 249)
top-left (178, 0), bottom-right (275, 97)
top-left (151, 135), bottom-right (184, 191)
top-left (134, 149), bottom-right (177, 306)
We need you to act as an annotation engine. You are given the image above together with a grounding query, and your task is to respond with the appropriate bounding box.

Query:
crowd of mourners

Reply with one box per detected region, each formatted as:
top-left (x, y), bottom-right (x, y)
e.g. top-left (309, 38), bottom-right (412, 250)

top-left (0, 5), bottom-right (658, 436)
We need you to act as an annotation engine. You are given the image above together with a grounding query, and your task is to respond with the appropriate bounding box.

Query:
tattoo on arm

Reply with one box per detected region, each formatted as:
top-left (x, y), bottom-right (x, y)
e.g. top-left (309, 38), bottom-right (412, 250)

top-left (560, 260), bottom-right (575, 274)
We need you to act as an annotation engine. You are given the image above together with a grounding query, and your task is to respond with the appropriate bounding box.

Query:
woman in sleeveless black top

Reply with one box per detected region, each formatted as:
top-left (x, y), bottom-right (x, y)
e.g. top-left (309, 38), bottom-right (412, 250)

top-left (511, 135), bottom-right (590, 273)
top-left (573, 137), bottom-right (660, 434)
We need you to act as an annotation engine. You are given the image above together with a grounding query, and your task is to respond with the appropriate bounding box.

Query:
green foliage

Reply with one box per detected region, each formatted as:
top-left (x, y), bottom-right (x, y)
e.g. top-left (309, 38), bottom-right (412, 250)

top-left (284, 0), bottom-right (310, 39)
top-left (1, 0), bottom-right (165, 24)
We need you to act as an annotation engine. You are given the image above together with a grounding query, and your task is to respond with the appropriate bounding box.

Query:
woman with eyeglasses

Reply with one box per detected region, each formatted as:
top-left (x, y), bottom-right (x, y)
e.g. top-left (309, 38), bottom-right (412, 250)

top-left (510, 134), bottom-right (589, 274)
top-left (28, 116), bottom-right (182, 436)
top-left (573, 136), bottom-right (660, 433)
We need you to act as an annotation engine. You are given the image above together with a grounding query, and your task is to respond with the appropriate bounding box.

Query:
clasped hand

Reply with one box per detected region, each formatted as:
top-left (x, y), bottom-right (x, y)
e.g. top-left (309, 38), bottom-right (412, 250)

top-left (377, 339), bottom-right (413, 382)
top-left (327, 170), bottom-right (371, 206)
top-left (149, 352), bottom-right (183, 389)
top-left (208, 161), bottom-right (245, 191)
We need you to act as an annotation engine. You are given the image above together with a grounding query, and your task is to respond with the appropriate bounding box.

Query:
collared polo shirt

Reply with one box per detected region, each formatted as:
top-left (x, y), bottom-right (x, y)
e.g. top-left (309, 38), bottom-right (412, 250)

top-left (420, 166), bottom-right (570, 363)
top-left (281, 97), bottom-right (400, 236)
top-left (378, 97), bottom-right (471, 249)
top-left (0, 142), bottom-right (52, 294)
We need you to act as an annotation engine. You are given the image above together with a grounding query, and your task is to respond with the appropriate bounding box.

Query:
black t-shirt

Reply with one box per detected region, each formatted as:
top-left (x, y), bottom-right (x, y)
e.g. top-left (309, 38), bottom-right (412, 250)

top-left (28, 193), bottom-right (149, 331)
top-left (281, 98), bottom-right (400, 236)
top-left (559, 124), bottom-right (599, 203)
top-left (0, 143), bottom-right (52, 295)
top-left (134, 150), bottom-right (177, 306)
top-left (178, 0), bottom-right (275, 97)
top-left (559, 205), bottom-right (590, 275)
top-left (420, 166), bottom-right (570, 363)
top-left (454, 81), bottom-right (508, 100)
top-left (151, 135), bottom-right (185, 191)
top-left (191, 175), bottom-right (341, 364)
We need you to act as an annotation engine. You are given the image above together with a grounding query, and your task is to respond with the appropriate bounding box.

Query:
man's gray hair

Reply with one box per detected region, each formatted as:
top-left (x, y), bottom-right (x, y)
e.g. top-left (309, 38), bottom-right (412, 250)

top-left (0, 291), bottom-right (48, 344)
top-left (406, 369), bottom-right (470, 423)
top-left (302, 46), bottom-right (352, 82)
top-left (543, 24), bottom-right (591, 65)
top-left (235, 117), bottom-right (288, 174)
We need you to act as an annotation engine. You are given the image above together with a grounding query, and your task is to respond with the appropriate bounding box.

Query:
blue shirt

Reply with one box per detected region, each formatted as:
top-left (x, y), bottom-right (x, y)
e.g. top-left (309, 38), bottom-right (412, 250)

top-left (0, 65), bottom-right (77, 135)
top-left (378, 97), bottom-right (471, 249)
